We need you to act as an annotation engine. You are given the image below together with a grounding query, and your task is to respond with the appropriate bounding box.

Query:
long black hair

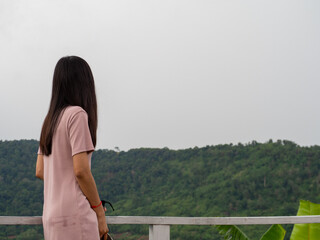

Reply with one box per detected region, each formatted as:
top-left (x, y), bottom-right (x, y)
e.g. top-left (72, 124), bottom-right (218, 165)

top-left (40, 56), bottom-right (97, 155)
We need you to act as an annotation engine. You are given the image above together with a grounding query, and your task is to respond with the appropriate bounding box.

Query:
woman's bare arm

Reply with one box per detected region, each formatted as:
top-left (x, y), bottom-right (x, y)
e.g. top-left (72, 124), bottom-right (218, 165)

top-left (73, 152), bottom-right (102, 207)
top-left (36, 154), bottom-right (44, 180)
top-left (73, 152), bottom-right (109, 238)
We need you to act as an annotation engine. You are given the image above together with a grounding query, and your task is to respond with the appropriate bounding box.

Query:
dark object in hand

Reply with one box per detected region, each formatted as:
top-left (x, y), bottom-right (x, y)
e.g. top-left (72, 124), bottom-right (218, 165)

top-left (101, 200), bottom-right (115, 211)
top-left (101, 233), bottom-right (113, 240)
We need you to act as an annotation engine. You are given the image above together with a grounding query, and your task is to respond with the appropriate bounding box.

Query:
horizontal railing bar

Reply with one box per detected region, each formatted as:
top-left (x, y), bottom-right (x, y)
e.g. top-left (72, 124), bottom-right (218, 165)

top-left (108, 216), bottom-right (320, 225)
top-left (0, 216), bottom-right (42, 225)
top-left (1, 216), bottom-right (320, 225)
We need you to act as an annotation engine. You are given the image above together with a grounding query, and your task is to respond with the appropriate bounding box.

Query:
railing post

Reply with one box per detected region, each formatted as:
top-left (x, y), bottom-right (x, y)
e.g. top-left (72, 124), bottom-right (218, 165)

top-left (149, 224), bottom-right (170, 240)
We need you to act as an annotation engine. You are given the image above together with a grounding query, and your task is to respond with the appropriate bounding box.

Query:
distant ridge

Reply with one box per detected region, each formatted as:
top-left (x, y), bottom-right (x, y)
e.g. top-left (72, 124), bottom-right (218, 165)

top-left (1, 139), bottom-right (319, 240)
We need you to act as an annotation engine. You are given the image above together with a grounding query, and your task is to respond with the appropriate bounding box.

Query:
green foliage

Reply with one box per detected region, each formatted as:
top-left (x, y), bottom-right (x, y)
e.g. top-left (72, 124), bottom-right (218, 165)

top-left (290, 200), bottom-right (320, 240)
top-left (16, 228), bottom-right (43, 240)
top-left (216, 225), bottom-right (249, 240)
top-left (1, 139), bottom-right (320, 239)
top-left (260, 224), bottom-right (286, 240)
top-left (216, 224), bottom-right (286, 240)
top-left (216, 200), bottom-right (320, 240)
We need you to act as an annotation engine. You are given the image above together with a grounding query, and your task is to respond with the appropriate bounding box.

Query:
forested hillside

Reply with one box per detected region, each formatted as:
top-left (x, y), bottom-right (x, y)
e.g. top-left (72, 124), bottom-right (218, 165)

top-left (1, 139), bottom-right (320, 239)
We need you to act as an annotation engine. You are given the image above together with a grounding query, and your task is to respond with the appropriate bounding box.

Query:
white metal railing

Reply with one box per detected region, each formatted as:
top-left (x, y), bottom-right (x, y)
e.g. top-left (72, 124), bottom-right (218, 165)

top-left (1, 216), bottom-right (320, 240)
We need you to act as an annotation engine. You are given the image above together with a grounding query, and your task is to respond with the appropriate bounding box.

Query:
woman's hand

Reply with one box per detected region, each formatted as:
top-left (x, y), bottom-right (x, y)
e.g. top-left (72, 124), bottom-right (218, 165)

top-left (94, 205), bottom-right (109, 239)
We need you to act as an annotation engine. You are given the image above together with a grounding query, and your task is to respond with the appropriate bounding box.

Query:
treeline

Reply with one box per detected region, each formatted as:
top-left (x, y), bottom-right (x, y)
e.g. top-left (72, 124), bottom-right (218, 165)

top-left (0, 139), bottom-right (320, 239)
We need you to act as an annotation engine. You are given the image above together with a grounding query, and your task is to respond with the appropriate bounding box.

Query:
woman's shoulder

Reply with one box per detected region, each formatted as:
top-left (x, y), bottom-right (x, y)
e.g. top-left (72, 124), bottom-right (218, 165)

top-left (65, 106), bottom-right (87, 114)
top-left (63, 106), bottom-right (88, 120)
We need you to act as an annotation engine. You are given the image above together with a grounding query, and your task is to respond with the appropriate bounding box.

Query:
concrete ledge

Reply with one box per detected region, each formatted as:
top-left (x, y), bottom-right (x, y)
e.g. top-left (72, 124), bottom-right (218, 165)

top-left (1, 215), bottom-right (320, 225)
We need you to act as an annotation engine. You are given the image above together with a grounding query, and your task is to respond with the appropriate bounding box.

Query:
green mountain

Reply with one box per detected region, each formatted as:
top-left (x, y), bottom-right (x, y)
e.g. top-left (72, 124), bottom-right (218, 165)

top-left (0, 139), bottom-right (319, 239)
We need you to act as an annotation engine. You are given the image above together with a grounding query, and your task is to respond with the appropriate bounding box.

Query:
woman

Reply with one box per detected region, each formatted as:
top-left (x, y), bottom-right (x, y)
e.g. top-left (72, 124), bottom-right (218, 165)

top-left (36, 56), bottom-right (109, 240)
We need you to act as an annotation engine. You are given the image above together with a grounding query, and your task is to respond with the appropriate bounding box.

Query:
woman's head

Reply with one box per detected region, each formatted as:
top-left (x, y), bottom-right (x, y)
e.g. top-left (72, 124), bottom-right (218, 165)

top-left (40, 56), bottom-right (97, 155)
top-left (51, 56), bottom-right (96, 111)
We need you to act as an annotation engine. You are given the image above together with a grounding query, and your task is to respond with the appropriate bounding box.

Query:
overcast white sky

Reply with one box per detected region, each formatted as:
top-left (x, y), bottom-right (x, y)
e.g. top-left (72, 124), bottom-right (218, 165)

top-left (0, 0), bottom-right (319, 150)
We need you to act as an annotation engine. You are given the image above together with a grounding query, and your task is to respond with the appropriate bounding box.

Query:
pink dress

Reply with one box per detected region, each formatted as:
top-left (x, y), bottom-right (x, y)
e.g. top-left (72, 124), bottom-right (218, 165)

top-left (38, 106), bottom-right (100, 240)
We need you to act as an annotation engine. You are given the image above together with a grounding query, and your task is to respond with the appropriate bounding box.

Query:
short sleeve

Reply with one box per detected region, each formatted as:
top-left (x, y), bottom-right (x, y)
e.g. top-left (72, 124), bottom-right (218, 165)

top-left (68, 110), bottom-right (94, 156)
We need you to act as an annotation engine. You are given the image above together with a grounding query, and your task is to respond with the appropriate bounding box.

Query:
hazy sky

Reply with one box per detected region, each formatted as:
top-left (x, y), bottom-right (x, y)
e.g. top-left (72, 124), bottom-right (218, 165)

top-left (0, 0), bottom-right (319, 150)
